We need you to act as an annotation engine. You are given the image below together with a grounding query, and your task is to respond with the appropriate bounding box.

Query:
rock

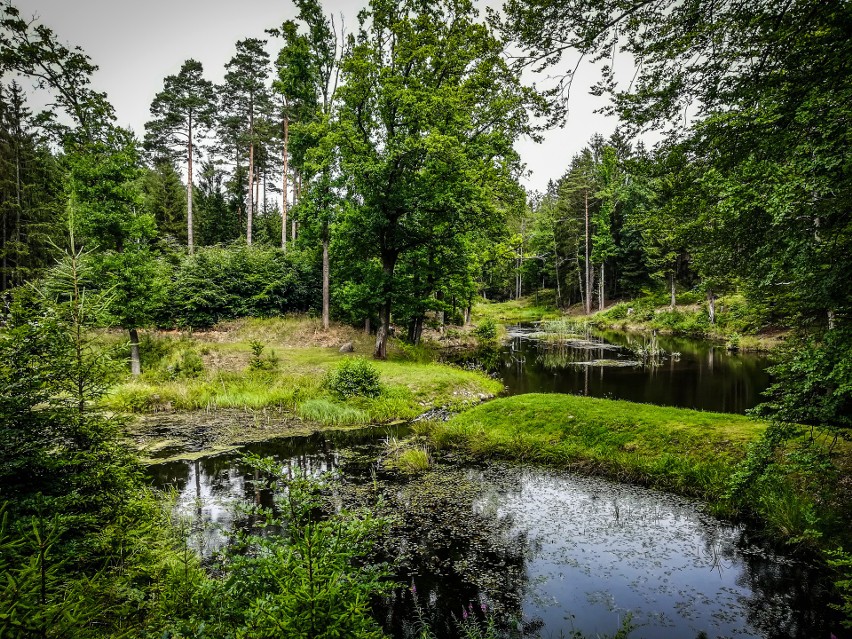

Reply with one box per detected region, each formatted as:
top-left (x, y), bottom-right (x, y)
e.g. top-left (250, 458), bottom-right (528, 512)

top-left (339, 342), bottom-right (354, 353)
top-left (627, 307), bottom-right (635, 316)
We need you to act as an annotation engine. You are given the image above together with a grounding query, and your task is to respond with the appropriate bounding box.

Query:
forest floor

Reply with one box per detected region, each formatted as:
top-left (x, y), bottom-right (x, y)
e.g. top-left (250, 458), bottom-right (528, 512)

top-left (104, 316), bottom-right (502, 463)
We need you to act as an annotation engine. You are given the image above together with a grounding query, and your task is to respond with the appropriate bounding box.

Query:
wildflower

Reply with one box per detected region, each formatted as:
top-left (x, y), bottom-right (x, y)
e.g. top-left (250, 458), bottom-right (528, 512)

top-left (462, 607), bottom-right (468, 620)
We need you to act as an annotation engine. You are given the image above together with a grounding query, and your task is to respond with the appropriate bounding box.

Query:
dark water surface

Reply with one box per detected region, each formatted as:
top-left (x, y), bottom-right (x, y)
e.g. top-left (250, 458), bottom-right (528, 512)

top-left (147, 431), bottom-right (844, 639)
top-left (447, 326), bottom-right (773, 414)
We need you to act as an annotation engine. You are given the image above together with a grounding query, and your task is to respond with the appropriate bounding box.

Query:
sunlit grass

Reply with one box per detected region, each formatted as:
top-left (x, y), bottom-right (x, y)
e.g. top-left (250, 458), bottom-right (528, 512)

top-left (296, 398), bottom-right (370, 426)
top-left (430, 393), bottom-right (768, 500)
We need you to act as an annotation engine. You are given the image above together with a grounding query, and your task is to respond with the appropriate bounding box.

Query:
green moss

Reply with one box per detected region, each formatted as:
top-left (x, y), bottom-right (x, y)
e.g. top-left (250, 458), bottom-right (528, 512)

top-left (430, 393), bottom-right (767, 501)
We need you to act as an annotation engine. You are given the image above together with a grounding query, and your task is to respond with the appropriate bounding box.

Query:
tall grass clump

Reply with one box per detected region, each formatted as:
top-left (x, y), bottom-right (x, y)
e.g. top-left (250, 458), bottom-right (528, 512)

top-left (297, 398), bottom-right (370, 426)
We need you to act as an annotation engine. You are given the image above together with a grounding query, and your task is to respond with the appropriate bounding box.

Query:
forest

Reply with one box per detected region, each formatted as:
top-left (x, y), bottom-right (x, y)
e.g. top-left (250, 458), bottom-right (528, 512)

top-left (1, 0), bottom-right (850, 637)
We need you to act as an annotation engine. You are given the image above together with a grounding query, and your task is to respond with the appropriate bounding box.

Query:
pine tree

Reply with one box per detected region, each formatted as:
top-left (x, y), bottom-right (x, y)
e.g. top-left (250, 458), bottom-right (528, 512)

top-left (144, 59), bottom-right (216, 253)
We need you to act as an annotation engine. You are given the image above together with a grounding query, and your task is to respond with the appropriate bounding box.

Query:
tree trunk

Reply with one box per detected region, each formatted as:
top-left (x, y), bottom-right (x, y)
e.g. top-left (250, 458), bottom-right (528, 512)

top-left (374, 253), bottom-right (397, 360)
top-left (707, 288), bottom-right (716, 324)
top-left (364, 317), bottom-right (371, 335)
top-left (187, 112), bottom-right (194, 254)
top-left (828, 309), bottom-right (836, 330)
top-left (247, 139), bottom-right (254, 245)
top-left (584, 189), bottom-right (591, 315)
top-left (670, 272), bottom-right (676, 309)
top-left (322, 225), bottom-right (330, 330)
top-left (129, 328), bottom-right (141, 376)
top-left (599, 262), bottom-right (605, 312)
top-left (281, 114), bottom-right (289, 251)
top-left (554, 239), bottom-right (562, 308)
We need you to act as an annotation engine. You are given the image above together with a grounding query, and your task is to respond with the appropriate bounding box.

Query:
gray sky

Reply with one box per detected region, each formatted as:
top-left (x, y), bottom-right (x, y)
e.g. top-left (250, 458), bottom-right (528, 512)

top-left (14, 0), bottom-right (620, 194)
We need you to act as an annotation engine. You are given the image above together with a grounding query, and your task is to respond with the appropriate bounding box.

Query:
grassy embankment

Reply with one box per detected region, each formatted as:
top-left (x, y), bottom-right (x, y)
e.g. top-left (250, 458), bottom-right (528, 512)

top-left (102, 316), bottom-right (502, 462)
top-left (421, 393), bottom-right (851, 545)
top-left (589, 292), bottom-right (786, 352)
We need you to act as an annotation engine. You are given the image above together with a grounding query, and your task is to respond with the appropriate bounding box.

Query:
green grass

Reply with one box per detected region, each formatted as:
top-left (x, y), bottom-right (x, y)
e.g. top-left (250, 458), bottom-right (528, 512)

top-left (428, 393), bottom-right (767, 501)
top-left (472, 292), bottom-right (562, 324)
top-left (296, 398), bottom-right (370, 426)
top-left (105, 330), bottom-right (503, 425)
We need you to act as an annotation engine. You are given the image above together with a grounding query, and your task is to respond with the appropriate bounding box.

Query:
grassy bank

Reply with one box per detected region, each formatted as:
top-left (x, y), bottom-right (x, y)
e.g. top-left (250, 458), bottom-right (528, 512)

top-left (472, 292), bottom-right (562, 324)
top-left (103, 316), bottom-right (502, 461)
top-left (589, 293), bottom-right (786, 351)
top-left (426, 393), bottom-right (765, 500)
top-left (424, 394), bottom-right (851, 547)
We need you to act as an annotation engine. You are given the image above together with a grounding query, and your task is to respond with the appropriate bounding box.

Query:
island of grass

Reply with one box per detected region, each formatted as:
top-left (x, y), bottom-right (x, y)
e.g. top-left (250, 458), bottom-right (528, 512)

top-left (429, 393), bottom-right (765, 499)
top-left (425, 393), bottom-right (852, 546)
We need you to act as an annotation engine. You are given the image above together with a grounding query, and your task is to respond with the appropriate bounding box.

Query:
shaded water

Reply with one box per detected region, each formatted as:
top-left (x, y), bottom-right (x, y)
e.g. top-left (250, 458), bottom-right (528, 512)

top-left (147, 430), bottom-right (843, 639)
top-left (448, 326), bottom-right (772, 414)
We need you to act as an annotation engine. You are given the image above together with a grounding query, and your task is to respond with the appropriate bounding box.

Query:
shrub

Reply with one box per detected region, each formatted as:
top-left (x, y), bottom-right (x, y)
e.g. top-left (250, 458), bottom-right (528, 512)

top-left (473, 317), bottom-right (497, 341)
top-left (326, 358), bottom-right (382, 399)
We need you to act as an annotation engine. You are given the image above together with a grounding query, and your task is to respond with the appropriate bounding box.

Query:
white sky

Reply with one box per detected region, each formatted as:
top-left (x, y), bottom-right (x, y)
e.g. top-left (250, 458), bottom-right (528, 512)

top-left (12, 0), bottom-right (622, 194)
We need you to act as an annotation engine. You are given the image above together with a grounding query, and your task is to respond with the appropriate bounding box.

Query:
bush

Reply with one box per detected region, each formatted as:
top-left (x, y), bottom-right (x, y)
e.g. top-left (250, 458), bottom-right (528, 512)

top-left (159, 245), bottom-right (320, 329)
top-left (325, 358), bottom-right (382, 399)
top-left (473, 317), bottom-right (497, 341)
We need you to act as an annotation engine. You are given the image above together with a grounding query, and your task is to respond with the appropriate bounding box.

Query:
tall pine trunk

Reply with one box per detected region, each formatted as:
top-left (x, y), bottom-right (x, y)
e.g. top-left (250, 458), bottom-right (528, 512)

top-left (246, 101), bottom-right (255, 246)
top-left (599, 263), bottom-right (605, 311)
top-left (281, 114), bottom-right (289, 251)
top-left (187, 113), bottom-right (194, 253)
top-left (584, 189), bottom-right (591, 315)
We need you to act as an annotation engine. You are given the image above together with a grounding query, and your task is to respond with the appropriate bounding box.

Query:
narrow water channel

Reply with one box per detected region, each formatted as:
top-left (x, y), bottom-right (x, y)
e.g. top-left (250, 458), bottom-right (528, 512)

top-left (147, 430), bottom-right (843, 639)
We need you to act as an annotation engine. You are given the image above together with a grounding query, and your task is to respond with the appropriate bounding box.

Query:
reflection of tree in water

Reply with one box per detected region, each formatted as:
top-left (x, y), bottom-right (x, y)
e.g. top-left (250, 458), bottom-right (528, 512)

top-left (731, 530), bottom-right (842, 639)
top-left (340, 466), bottom-right (540, 638)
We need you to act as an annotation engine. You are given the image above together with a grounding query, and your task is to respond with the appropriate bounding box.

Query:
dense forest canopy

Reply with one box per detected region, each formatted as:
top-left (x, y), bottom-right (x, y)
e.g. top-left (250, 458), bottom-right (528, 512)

top-left (1, 0), bottom-right (851, 634)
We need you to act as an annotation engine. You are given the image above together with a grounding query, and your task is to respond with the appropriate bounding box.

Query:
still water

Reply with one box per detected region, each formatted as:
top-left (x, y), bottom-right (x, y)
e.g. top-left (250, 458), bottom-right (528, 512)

top-left (148, 430), bottom-right (843, 639)
top-left (447, 326), bottom-right (773, 414)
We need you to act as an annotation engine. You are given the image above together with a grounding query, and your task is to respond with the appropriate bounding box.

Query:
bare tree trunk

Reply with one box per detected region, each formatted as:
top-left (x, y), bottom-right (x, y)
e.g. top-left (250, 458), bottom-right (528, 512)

top-left (247, 139), bottom-right (254, 245)
top-left (292, 170), bottom-right (300, 241)
top-left (1, 204), bottom-right (7, 292)
top-left (828, 309), bottom-right (836, 330)
top-left (670, 272), bottom-right (676, 309)
top-left (187, 113), bottom-right (194, 253)
top-left (599, 262), bottom-right (605, 312)
top-left (322, 225), bottom-right (330, 330)
top-left (584, 189), bottom-right (591, 315)
top-left (707, 288), bottom-right (716, 324)
top-left (129, 328), bottom-right (141, 376)
top-left (364, 317), bottom-right (370, 335)
top-left (281, 114), bottom-right (289, 251)
top-left (554, 237), bottom-right (562, 308)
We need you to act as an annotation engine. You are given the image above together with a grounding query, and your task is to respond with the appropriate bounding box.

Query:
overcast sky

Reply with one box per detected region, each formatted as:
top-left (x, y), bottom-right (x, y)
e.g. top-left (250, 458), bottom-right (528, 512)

top-left (13, 0), bottom-right (621, 194)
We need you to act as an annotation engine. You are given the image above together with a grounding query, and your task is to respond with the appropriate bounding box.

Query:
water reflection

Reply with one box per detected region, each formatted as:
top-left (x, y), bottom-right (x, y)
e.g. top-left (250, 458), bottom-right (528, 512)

top-left (447, 326), bottom-right (773, 414)
top-left (147, 433), bottom-right (842, 639)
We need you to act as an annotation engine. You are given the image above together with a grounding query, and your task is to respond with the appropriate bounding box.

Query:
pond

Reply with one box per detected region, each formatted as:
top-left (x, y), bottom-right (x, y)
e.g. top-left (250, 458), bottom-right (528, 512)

top-left (147, 429), bottom-right (844, 639)
top-left (446, 326), bottom-right (773, 414)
